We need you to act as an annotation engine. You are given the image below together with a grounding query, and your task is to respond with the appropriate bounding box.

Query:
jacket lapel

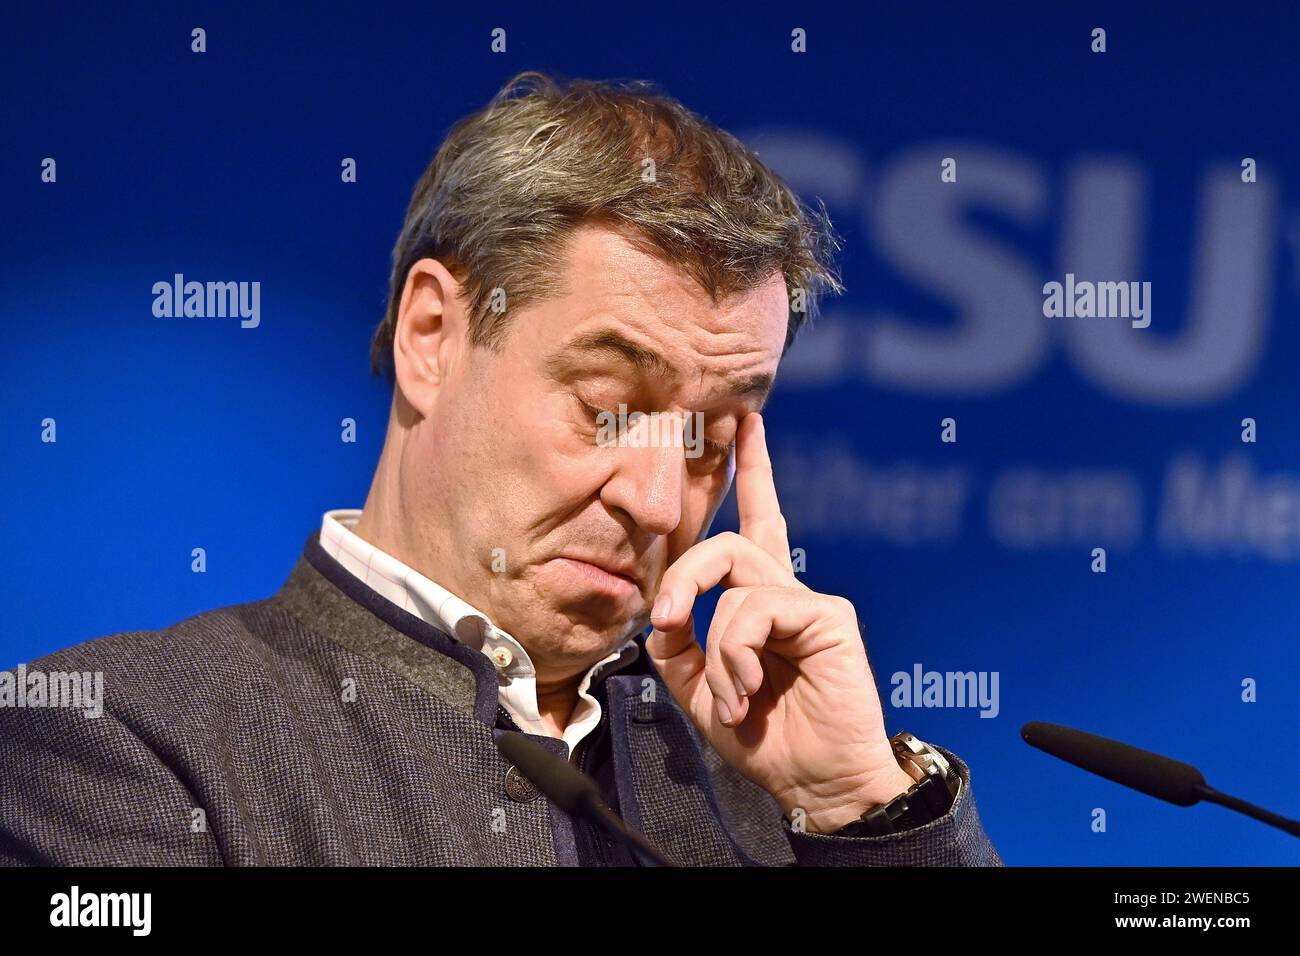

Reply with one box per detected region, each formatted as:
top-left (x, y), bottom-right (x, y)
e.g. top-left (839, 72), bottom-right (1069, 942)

top-left (606, 672), bottom-right (761, 866)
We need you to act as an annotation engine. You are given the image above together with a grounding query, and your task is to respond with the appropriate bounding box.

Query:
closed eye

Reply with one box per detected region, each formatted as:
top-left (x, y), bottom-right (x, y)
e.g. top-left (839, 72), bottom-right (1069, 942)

top-left (576, 394), bottom-right (734, 464)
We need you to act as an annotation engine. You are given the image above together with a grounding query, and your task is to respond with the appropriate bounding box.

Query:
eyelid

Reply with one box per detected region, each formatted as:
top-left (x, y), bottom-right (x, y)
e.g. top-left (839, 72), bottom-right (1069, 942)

top-left (577, 393), bottom-right (734, 458)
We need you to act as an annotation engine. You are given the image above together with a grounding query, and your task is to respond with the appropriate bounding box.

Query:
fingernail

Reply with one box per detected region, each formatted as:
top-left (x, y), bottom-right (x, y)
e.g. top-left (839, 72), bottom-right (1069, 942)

top-left (716, 696), bottom-right (732, 725)
top-left (651, 593), bottom-right (672, 624)
top-left (733, 673), bottom-right (748, 698)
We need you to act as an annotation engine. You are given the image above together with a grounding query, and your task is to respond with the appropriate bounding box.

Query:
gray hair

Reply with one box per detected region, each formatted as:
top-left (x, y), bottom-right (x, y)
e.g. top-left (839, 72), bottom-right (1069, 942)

top-left (370, 71), bottom-right (843, 380)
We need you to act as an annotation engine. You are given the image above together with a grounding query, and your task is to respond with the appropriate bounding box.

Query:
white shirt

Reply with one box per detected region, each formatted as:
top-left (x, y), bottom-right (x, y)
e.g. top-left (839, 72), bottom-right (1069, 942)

top-left (319, 510), bottom-right (640, 761)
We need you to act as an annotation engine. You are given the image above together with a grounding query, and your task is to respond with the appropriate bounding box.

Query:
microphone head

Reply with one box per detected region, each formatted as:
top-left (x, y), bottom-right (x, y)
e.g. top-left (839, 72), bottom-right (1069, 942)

top-left (496, 731), bottom-right (601, 813)
top-left (1021, 721), bottom-right (1207, 806)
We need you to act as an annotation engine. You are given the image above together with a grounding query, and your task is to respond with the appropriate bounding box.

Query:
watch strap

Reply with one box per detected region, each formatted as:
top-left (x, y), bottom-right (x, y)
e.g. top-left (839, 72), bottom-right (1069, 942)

top-left (828, 732), bottom-right (959, 837)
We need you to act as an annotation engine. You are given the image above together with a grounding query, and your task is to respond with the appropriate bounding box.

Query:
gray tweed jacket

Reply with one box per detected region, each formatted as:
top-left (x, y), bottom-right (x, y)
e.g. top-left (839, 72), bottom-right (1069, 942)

top-left (0, 532), bottom-right (1002, 866)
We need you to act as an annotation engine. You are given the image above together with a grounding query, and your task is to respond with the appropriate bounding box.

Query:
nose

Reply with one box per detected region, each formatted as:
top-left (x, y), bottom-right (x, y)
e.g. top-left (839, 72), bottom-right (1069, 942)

top-left (599, 417), bottom-right (685, 537)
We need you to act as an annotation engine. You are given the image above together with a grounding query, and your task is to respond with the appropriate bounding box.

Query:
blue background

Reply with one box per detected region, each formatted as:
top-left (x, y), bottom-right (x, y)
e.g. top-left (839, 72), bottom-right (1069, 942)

top-left (3, 1), bottom-right (1297, 865)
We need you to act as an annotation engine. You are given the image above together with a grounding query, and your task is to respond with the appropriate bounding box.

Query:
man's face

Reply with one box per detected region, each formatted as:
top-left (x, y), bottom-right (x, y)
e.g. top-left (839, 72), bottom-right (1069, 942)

top-left (394, 223), bottom-right (788, 681)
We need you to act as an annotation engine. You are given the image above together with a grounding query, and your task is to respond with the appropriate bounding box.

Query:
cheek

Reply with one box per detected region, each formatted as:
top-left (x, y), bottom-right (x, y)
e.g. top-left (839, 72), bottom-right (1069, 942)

top-left (678, 475), bottom-right (730, 550)
top-left (502, 393), bottom-right (611, 508)
top-left (537, 390), bottom-right (620, 478)
top-left (702, 458), bottom-right (735, 523)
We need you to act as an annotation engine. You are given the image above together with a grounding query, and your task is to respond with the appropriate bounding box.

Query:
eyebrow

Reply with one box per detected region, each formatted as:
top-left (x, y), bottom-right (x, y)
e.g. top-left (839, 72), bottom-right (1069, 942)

top-left (562, 329), bottom-right (674, 380)
top-left (550, 328), bottom-right (776, 406)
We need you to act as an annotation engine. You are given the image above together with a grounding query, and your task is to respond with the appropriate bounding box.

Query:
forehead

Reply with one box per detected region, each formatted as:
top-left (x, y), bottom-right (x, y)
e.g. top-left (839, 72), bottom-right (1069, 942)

top-left (533, 223), bottom-right (788, 402)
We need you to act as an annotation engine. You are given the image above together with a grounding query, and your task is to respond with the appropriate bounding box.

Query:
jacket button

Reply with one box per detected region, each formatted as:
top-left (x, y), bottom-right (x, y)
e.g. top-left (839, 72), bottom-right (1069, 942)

top-left (505, 765), bottom-right (541, 803)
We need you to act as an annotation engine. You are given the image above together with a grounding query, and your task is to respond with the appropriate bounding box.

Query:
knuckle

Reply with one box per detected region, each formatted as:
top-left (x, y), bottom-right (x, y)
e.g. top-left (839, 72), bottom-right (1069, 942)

top-left (831, 594), bottom-right (858, 620)
top-left (716, 587), bottom-right (748, 612)
top-left (703, 661), bottom-right (730, 696)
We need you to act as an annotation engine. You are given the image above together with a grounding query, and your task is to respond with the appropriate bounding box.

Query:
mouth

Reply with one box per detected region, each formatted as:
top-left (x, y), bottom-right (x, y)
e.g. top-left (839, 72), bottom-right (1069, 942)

top-left (551, 555), bottom-right (642, 599)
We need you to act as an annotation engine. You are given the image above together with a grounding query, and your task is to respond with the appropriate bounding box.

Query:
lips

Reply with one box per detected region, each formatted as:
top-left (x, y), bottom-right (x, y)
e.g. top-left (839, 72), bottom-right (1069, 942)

top-left (561, 555), bottom-right (642, 587)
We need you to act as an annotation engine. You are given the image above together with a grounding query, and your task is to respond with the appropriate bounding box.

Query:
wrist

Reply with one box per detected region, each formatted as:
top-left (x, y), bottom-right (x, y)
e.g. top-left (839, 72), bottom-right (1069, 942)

top-left (819, 732), bottom-right (961, 837)
top-left (809, 766), bottom-right (917, 834)
top-left (781, 746), bottom-right (917, 835)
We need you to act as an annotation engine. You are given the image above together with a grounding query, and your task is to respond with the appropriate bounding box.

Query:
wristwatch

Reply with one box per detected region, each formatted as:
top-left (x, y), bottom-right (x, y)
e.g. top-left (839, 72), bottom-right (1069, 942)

top-left (828, 731), bottom-right (961, 837)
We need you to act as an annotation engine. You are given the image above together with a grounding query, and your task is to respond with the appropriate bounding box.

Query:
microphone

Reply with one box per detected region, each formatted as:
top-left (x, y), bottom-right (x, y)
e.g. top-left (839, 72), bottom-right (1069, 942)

top-left (495, 732), bottom-right (676, 866)
top-left (1021, 720), bottom-right (1300, 838)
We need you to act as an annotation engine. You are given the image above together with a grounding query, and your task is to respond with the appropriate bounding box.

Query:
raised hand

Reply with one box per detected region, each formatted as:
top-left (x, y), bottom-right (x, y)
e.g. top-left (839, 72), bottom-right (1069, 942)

top-left (645, 412), bottom-right (915, 834)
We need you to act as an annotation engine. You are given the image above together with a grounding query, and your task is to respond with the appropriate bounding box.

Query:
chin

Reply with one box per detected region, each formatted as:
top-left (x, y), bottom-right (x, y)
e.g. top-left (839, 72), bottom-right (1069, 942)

top-left (542, 602), bottom-right (642, 651)
top-left (511, 569), bottom-right (646, 660)
top-left (560, 606), bottom-right (640, 643)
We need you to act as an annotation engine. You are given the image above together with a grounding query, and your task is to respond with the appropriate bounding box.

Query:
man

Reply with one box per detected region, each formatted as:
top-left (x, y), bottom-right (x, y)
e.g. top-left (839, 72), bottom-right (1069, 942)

top-left (0, 72), bottom-right (1001, 866)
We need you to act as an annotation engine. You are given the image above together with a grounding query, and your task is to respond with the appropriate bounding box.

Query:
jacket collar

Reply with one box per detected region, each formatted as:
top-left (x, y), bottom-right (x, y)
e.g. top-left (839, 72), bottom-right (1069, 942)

top-left (277, 531), bottom-right (760, 866)
top-left (275, 531), bottom-right (654, 730)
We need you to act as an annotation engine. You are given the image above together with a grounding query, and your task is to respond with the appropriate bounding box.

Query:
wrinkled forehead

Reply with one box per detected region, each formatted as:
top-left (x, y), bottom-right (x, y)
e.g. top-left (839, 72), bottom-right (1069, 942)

top-left (533, 225), bottom-right (789, 403)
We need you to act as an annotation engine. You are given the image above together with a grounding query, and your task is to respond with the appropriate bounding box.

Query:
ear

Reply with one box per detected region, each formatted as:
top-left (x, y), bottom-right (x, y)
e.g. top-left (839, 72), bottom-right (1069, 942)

top-left (392, 257), bottom-right (467, 418)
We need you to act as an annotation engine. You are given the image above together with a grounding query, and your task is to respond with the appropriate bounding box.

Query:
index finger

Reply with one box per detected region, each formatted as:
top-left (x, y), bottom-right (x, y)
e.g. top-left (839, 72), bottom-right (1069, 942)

top-left (735, 412), bottom-right (793, 572)
top-left (650, 531), bottom-right (793, 632)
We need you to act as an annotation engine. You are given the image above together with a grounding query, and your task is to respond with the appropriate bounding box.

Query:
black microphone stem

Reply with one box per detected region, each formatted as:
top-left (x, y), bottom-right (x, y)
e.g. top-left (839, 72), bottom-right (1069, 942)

top-left (582, 795), bottom-right (674, 866)
top-left (1194, 783), bottom-right (1300, 838)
